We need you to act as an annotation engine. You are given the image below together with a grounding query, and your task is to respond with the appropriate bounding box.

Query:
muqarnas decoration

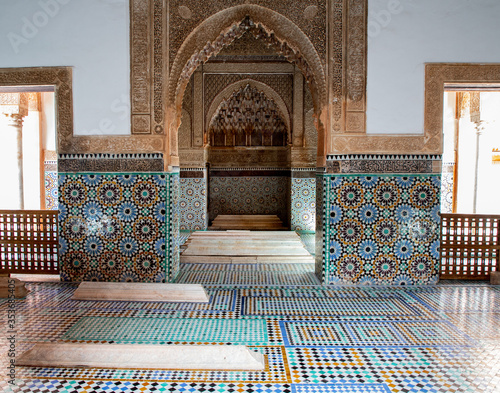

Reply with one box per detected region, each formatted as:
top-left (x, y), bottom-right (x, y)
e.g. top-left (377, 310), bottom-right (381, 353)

top-left (208, 84), bottom-right (288, 147)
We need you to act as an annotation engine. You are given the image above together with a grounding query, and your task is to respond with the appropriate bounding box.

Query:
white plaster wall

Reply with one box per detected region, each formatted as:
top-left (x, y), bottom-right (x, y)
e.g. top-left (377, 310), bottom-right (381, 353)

top-left (0, 0), bottom-right (130, 136)
top-left (367, 0), bottom-right (500, 134)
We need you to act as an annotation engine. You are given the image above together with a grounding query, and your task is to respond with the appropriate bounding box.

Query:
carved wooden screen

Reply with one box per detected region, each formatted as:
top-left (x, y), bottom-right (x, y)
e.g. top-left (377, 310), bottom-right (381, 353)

top-left (0, 210), bottom-right (59, 274)
top-left (441, 214), bottom-right (500, 279)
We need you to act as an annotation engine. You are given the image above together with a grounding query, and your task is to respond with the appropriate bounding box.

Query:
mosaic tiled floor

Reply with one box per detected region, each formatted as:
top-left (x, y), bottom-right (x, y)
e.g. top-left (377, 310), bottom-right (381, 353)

top-left (175, 263), bottom-right (320, 285)
top-left (1, 282), bottom-right (499, 393)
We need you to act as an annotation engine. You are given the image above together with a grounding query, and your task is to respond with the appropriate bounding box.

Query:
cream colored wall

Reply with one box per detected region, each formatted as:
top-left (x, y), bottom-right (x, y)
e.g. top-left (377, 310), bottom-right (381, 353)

top-left (0, 0), bottom-right (130, 136)
top-left (367, 0), bottom-right (500, 135)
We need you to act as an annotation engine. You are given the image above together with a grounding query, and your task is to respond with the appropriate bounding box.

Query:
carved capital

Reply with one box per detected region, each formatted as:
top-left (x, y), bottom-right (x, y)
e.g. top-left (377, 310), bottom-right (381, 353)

top-left (0, 92), bottom-right (29, 118)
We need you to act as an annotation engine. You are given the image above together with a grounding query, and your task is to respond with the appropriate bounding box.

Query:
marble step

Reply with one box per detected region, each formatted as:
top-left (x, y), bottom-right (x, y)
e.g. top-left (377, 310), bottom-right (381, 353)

top-left (17, 343), bottom-right (265, 371)
top-left (214, 215), bottom-right (281, 219)
top-left (189, 231), bottom-right (299, 237)
top-left (210, 225), bottom-right (286, 229)
top-left (184, 240), bottom-right (304, 246)
top-left (182, 247), bottom-right (310, 256)
top-left (180, 255), bottom-right (315, 264)
top-left (72, 282), bottom-right (209, 302)
top-left (210, 214), bottom-right (287, 230)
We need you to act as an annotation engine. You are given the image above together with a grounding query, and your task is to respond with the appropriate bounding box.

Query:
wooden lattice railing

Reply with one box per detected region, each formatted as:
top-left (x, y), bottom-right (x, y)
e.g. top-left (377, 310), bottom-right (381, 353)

top-left (441, 214), bottom-right (500, 279)
top-left (0, 210), bottom-right (59, 274)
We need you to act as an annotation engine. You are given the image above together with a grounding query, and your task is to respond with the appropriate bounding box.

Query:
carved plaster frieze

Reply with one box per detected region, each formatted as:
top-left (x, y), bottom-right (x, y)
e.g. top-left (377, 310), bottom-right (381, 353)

top-left (344, 0), bottom-right (367, 133)
top-left (290, 148), bottom-right (316, 167)
top-left (63, 135), bottom-right (165, 155)
top-left (330, 135), bottom-right (428, 155)
top-left (58, 153), bottom-right (164, 172)
top-left (179, 149), bottom-right (207, 168)
top-left (168, 0), bottom-right (327, 70)
top-left (208, 147), bottom-right (290, 168)
top-left (204, 72), bottom-right (294, 117)
top-left (326, 154), bottom-right (441, 174)
top-left (130, 0), bottom-right (165, 135)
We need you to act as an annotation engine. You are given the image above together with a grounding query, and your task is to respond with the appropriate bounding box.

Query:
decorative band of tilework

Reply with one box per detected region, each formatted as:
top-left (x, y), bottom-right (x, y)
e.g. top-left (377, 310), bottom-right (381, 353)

top-left (442, 162), bottom-right (455, 173)
top-left (44, 160), bottom-right (57, 171)
top-left (292, 170), bottom-right (316, 179)
top-left (58, 153), bottom-right (164, 172)
top-left (326, 154), bottom-right (442, 174)
top-left (210, 170), bottom-right (291, 177)
top-left (180, 169), bottom-right (205, 178)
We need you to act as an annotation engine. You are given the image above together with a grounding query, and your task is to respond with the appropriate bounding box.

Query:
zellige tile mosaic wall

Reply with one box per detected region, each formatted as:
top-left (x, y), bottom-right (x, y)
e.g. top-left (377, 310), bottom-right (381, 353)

top-left (209, 176), bottom-right (288, 224)
top-left (58, 171), bottom-right (179, 283)
top-left (322, 174), bottom-right (441, 285)
top-left (291, 177), bottom-right (316, 231)
top-left (44, 171), bottom-right (58, 210)
top-left (179, 177), bottom-right (207, 230)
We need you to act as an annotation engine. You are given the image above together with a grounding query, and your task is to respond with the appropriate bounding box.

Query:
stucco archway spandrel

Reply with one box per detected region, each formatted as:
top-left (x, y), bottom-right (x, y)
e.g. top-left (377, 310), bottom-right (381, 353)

top-left (166, 5), bottom-right (328, 166)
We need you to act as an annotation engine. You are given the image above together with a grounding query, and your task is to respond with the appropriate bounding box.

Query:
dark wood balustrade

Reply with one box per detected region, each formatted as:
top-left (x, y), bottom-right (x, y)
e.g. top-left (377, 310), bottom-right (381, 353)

top-left (441, 214), bottom-right (500, 279)
top-left (0, 210), bottom-right (59, 274)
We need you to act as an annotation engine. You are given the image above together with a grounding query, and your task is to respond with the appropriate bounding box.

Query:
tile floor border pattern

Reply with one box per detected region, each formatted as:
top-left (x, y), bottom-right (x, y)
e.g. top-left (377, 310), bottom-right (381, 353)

top-left (175, 263), bottom-right (320, 286)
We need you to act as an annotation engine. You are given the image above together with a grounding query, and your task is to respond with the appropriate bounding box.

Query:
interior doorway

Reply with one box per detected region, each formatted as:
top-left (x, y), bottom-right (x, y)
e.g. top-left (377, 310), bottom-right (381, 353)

top-left (0, 86), bottom-right (58, 211)
top-left (441, 86), bottom-right (500, 214)
top-left (0, 85), bottom-right (59, 278)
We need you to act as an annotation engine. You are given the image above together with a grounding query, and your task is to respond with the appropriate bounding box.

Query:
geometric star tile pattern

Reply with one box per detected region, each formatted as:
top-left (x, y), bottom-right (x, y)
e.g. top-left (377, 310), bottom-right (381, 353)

top-left (322, 174), bottom-right (441, 285)
top-left (291, 178), bottom-right (316, 231)
top-left (44, 171), bottom-right (58, 210)
top-left (58, 173), bottom-right (177, 283)
top-left (179, 178), bottom-right (207, 230)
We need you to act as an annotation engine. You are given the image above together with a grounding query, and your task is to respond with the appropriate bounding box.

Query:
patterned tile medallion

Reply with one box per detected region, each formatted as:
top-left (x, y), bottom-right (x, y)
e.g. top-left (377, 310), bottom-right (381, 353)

top-left (291, 178), bottom-right (316, 231)
top-left (179, 178), bottom-right (207, 230)
top-left (58, 172), bottom-right (178, 283)
top-left (323, 174), bottom-right (441, 285)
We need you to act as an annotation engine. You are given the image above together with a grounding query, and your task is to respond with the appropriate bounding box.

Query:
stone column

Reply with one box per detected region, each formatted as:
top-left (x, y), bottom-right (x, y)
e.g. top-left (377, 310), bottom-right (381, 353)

top-left (292, 66), bottom-right (304, 146)
top-left (0, 93), bottom-right (28, 209)
top-left (192, 69), bottom-right (204, 147)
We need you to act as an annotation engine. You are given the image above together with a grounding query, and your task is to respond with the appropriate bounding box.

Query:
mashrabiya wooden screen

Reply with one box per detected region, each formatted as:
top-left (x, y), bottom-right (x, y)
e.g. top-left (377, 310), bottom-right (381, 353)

top-left (441, 213), bottom-right (500, 280)
top-left (0, 210), bottom-right (59, 274)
